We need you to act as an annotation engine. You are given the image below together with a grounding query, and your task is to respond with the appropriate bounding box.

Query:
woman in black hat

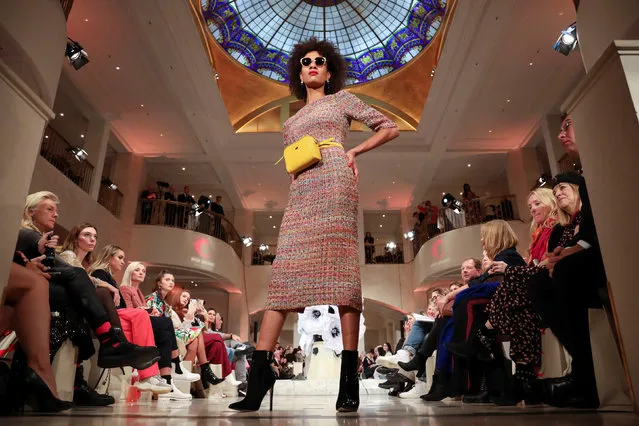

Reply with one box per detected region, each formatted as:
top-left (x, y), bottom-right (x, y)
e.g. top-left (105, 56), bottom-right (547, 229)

top-left (527, 171), bottom-right (607, 409)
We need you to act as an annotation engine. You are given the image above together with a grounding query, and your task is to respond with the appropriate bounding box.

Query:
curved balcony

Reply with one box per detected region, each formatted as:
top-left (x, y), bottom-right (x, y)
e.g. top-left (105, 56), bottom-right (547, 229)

top-left (135, 199), bottom-right (242, 259)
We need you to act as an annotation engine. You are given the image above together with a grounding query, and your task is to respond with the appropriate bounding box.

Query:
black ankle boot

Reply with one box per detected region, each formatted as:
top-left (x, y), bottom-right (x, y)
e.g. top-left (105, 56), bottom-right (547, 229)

top-left (98, 327), bottom-right (160, 370)
top-left (421, 371), bottom-right (450, 401)
top-left (336, 350), bottom-right (359, 412)
top-left (199, 363), bottom-right (224, 389)
top-left (398, 352), bottom-right (426, 372)
top-left (229, 351), bottom-right (277, 411)
top-left (446, 327), bottom-right (496, 362)
top-left (492, 364), bottom-right (539, 406)
top-left (463, 373), bottom-right (489, 404)
top-left (73, 365), bottom-right (115, 407)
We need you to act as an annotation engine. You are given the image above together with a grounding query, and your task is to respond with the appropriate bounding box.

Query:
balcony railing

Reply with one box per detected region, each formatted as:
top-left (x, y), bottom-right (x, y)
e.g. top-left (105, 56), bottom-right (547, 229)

top-left (135, 199), bottom-right (242, 259)
top-left (40, 126), bottom-right (94, 193)
top-left (411, 194), bottom-right (519, 255)
top-left (98, 184), bottom-right (123, 218)
top-left (365, 243), bottom-right (404, 264)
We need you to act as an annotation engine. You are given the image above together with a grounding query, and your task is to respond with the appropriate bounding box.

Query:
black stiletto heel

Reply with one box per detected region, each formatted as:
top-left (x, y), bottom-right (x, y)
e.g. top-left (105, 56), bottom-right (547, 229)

top-left (229, 351), bottom-right (277, 412)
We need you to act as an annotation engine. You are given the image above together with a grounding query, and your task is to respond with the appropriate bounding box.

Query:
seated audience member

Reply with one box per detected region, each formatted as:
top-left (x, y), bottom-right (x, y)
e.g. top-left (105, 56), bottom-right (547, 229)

top-left (146, 274), bottom-right (223, 388)
top-left (401, 263), bottom-right (481, 402)
top-left (211, 312), bottom-right (251, 388)
top-left (60, 227), bottom-right (145, 405)
top-left (444, 221), bottom-right (526, 403)
top-left (1, 259), bottom-right (72, 413)
top-left (16, 192), bottom-right (159, 372)
top-left (361, 350), bottom-right (376, 379)
top-left (473, 188), bottom-right (559, 405)
top-left (527, 171), bottom-right (606, 408)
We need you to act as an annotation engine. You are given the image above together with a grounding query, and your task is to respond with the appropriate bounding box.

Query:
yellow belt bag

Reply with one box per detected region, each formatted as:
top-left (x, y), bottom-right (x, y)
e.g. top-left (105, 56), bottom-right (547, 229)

top-left (275, 136), bottom-right (343, 174)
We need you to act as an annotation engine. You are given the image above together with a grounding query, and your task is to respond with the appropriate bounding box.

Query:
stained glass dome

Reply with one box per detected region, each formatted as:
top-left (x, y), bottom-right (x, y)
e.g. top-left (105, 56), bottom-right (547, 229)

top-left (201, 0), bottom-right (447, 85)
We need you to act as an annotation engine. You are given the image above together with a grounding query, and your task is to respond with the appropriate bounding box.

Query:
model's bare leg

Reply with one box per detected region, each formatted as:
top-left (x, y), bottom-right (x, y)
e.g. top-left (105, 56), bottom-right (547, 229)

top-left (196, 333), bottom-right (208, 364)
top-left (5, 264), bottom-right (58, 398)
top-left (255, 310), bottom-right (287, 351)
top-left (338, 306), bottom-right (360, 351)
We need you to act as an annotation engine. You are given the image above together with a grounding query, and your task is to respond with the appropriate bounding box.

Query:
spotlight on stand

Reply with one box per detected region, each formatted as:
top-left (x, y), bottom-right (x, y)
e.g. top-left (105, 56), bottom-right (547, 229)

top-left (241, 236), bottom-right (253, 247)
top-left (65, 38), bottom-right (89, 70)
top-left (403, 230), bottom-right (415, 241)
top-left (101, 178), bottom-right (118, 191)
top-left (536, 173), bottom-right (552, 188)
top-left (553, 23), bottom-right (578, 56)
top-left (259, 243), bottom-right (269, 252)
top-left (68, 146), bottom-right (88, 162)
top-left (386, 241), bottom-right (397, 251)
top-left (441, 193), bottom-right (463, 214)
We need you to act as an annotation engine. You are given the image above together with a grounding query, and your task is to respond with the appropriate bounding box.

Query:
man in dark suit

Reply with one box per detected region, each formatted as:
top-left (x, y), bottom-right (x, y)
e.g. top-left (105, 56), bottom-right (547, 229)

top-left (164, 185), bottom-right (177, 226)
top-left (176, 185), bottom-right (195, 228)
top-left (211, 195), bottom-right (225, 239)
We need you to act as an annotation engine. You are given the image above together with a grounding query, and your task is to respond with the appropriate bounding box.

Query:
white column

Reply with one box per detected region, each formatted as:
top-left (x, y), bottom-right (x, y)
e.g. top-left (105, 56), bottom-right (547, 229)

top-left (541, 115), bottom-right (564, 176)
top-left (84, 117), bottom-right (110, 200)
top-left (576, 0), bottom-right (639, 72)
top-left (506, 147), bottom-right (542, 223)
top-left (563, 40), bottom-right (639, 410)
top-left (0, 61), bottom-right (55, 300)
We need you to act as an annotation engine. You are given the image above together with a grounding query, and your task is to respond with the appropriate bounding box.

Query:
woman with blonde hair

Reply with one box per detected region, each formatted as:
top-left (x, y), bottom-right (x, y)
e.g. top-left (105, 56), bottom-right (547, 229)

top-left (442, 220), bottom-right (526, 402)
top-left (117, 262), bottom-right (200, 400)
top-left (463, 188), bottom-right (560, 405)
top-left (15, 191), bottom-right (159, 379)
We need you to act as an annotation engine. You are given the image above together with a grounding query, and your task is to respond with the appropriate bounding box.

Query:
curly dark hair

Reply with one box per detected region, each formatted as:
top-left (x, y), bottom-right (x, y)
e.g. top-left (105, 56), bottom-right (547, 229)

top-left (288, 37), bottom-right (347, 100)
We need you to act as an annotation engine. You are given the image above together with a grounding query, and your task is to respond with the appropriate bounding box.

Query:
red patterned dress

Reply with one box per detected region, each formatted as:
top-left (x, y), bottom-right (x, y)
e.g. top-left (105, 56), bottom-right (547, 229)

top-left (264, 90), bottom-right (397, 312)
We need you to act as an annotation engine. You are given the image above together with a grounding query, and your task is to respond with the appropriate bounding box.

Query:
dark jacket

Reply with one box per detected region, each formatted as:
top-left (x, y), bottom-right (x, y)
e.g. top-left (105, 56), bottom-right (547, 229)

top-left (470, 246), bottom-right (526, 286)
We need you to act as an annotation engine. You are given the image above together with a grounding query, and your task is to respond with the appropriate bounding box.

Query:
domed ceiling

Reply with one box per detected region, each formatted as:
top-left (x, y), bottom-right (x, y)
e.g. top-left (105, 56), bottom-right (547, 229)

top-left (200, 0), bottom-right (447, 85)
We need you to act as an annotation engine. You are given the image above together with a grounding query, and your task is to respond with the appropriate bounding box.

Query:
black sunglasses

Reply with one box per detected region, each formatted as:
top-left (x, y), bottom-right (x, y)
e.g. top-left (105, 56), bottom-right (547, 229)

top-left (300, 56), bottom-right (327, 67)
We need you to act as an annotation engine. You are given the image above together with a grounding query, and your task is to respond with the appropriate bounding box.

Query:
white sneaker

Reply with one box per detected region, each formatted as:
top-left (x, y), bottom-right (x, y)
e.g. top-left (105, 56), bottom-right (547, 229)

top-left (172, 362), bottom-right (200, 383)
top-left (399, 379), bottom-right (428, 399)
top-left (376, 349), bottom-right (411, 369)
top-left (158, 382), bottom-right (193, 401)
top-left (224, 372), bottom-right (241, 387)
top-left (135, 375), bottom-right (172, 394)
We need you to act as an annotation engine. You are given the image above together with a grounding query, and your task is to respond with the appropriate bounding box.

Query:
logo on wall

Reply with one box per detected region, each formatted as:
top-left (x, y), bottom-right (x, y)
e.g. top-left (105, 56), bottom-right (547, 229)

top-left (431, 239), bottom-right (443, 260)
top-left (194, 238), bottom-right (212, 259)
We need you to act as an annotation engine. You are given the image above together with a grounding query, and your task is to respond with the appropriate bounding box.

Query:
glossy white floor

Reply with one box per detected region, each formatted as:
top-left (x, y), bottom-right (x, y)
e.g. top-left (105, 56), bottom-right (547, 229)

top-left (4, 394), bottom-right (638, 426)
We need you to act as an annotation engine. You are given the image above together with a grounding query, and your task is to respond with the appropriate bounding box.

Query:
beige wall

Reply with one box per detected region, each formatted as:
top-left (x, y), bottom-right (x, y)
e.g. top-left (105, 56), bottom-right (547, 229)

top-left (507, 147), bottom-right (541, 225)
top-left (413, 221), bottom-right (531, 287)
top-left (128, 226), bottom-right (244, 290)
top-left (29, 157), bottom-right (127, 249)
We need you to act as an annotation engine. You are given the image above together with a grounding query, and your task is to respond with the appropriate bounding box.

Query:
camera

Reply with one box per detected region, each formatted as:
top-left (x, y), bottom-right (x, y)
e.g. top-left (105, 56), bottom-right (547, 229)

top-left (42, 234), bottom-right (56, 268)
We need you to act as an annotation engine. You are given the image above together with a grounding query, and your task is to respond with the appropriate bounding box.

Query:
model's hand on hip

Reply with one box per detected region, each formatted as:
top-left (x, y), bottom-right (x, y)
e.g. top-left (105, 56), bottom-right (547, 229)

top-left (346, 150), bottom-right (359, 183)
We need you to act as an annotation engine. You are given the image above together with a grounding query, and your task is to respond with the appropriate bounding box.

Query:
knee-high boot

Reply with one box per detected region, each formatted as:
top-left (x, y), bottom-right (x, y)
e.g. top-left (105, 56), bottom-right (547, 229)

top-left (336, 350), bottom-right (359, 412)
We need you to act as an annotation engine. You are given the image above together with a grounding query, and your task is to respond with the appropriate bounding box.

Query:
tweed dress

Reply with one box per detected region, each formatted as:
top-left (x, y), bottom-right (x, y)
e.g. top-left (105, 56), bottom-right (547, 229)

top-left (264, 90), bottom-right (397, 312)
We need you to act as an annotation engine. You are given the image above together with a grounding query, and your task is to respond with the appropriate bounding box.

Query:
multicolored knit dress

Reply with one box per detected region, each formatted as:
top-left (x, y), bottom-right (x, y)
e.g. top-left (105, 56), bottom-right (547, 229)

top-left (264, 90), bottom-right (397, 312)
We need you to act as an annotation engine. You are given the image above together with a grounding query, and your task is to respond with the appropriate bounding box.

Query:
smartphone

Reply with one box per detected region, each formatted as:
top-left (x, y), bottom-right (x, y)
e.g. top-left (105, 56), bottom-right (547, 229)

top-left (188, 299), bottom-right (197, 310)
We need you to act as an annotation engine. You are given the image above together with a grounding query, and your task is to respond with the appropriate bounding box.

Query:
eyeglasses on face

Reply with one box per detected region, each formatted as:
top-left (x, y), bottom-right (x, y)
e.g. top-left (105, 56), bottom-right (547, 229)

top-left (300, 56), bottom-right (327, 67)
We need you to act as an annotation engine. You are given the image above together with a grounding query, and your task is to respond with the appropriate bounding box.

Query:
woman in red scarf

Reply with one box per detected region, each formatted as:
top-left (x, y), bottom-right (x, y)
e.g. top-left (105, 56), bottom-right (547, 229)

top-left (486, 188), bottom-right (558, 404)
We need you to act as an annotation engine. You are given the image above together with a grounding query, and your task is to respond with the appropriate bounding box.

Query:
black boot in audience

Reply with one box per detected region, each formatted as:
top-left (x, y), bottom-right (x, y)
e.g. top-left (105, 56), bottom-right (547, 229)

top-left (73, 365), bottom-right (115, 407)
top-left (398, 352), bottom-right (426, 372)
top-left (421, 371), bottom-right (451, 401)
top-left (462, 373), bottom-right (489, 404)
top-left (491, 363), bottom-right (539, 406)
top-left (445, 327), bottom-right (496, 363)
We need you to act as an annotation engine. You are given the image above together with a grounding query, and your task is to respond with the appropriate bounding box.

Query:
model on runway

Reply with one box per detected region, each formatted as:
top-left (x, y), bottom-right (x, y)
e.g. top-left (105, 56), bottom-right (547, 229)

top-left (229, 37), bottom-right (399, 413)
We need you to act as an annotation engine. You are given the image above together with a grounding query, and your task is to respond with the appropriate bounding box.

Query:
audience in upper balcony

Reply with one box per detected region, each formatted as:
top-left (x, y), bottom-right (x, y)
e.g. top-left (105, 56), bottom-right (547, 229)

top-left (462, 183), bottom-right (481, 224)
top-left (364, 232), bottom-right (375, 263)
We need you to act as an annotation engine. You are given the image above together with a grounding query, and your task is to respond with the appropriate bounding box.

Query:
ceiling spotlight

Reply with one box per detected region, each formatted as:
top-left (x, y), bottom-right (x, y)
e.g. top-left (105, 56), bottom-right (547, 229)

top-left (379, 224), bottom-right (383, 228)
top-left (553, 22), bottom-right (578, 56)
top-left (68, 146), bottom-right (88, 162)
top-left (467, 163), bottom-right (471, 167)
top-left (241, 236), bottom-right (253, 247)
top-left (80, 134), bottom-right (85, 138)
top-left (59, 113), bottom-right (65, 117)
top-left (259, 243), bottom-right (269, 252)
top-left (272, 225), bottom-right (276, 229)
top-left (140, 104), bottom-right (144, 107)
top-left (215, 73), bottom-right (220, 80)
top-left (65, 38), bottom-right (89, 70)
top-left (382, 214), bottom-right (386, 218)
top-left (191, 281), bottom-right (194, 283)
top-left (488, 129), bottom-right (493, 133)
top-left (441, 193), bottom-right (463, 214)
top-left (209, 195), bottom-right (212, 198)
top-left (194, 283), bottom-right (198, 287)
top-left (115, 66), bottom-right (120, 70)
top-left (182, 167), bottom-right (186, 171)
top-left (506, 99), bottom-right (511, 103)
top-left (269, 215), bottom-right (273, 219)
top-left (403, 230), bottom-right (415, 241)
top-left (386, 241), bottom-right (397, 251)
top-left (101, 178), bottom-right (118, 191)
top-left (529, 62), bottom-right (534, 66)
